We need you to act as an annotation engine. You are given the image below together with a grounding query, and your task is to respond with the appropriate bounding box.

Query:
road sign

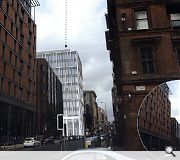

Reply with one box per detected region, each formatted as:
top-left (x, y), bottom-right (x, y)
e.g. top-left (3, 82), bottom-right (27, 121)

top-left (57, 114), bottom-right (63, 130)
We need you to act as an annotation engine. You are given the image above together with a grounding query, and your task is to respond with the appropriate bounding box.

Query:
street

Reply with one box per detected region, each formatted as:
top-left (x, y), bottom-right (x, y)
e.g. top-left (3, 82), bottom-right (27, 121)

top-left (0, 137), bottom-right (112, 151)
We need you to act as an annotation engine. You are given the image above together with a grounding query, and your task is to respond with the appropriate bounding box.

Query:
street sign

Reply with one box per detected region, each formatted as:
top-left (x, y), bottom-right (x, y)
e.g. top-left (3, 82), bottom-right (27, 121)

top-left (57, 114), bottom-right (63, 130)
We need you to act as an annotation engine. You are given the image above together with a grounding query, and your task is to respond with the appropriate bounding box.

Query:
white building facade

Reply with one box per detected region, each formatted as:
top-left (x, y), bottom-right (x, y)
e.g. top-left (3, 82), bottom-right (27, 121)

top-left (37, 49), bottom-right (84, 136)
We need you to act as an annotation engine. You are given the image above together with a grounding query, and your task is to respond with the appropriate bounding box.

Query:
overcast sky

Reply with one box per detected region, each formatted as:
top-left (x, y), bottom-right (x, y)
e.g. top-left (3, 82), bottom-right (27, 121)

top-left (35, 0), bottom-right (114, 121)
top-left (167, 80), bottom-right (180, 123)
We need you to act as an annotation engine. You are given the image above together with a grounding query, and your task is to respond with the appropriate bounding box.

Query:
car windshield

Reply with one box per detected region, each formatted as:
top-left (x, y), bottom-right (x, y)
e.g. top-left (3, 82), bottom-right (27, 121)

top-left (25, 138), bottom-right (33, 141)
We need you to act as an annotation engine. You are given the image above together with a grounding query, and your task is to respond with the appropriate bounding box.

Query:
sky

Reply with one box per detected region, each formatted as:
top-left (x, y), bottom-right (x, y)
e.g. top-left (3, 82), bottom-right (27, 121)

top-left (167, 80), bottom-right (180, 123)
top-left (35, 0), bottom-right (114, 121)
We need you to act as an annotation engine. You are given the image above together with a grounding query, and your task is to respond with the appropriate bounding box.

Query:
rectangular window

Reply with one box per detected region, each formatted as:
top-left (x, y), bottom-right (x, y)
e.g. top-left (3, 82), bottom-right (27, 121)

top-left (171, 13), bottom-right (180, 28)
top-left (6, 3), bottom-right (9, 14)
top-left (28, 18), bottom-right (31, 29)
top-left (8, 82), bottom-right (11, 95)
top-left (2, 45), bottom-right (5, 59)
top-left (15, 55), bottom-right (17, 67)
top-left (4, 15), bottom-right (7, 26)
top-left (1, 78), bottom-right (4, 92)
top-left (13, 68), bottom-right (16, 80)
top-left (14, 84), bottom-right (17, 97)
top-left (9, 51), bottom-right (12, 64)
top-left (0, 26), bottom-right (1, 39)
top-left (140, 47), bottom-right (155, 74)
top-left (20, 20), bottom-right (23, 30)
top-left (3, 62), bottom-right (6, 75)
top-left (15, 13), bottom-right (17, 25)
top-left (14, 40), bottom-right (16, 51)
top-left (16, 28), bottom-right (18, 39)
top-left (27, 92), bottom-right (30, 102)
top-left (19, 87), bottom-right (23, 100)
top-left (135, 10), bottom-right (149, 30)
top-left (11, 22), bottom-right (13, 33)
top-left (177, 48), bottom-right (180, 65)
top-left (18, 72), bottom-right (22, 84)
top-left (19, 45), bottom-right (22, 56)
top-left (5, 31), bottom-right (8, 43)
top-left (20, 33), bottom-right (24, 45)
top-left (0, 0), bottom-right (2, 7)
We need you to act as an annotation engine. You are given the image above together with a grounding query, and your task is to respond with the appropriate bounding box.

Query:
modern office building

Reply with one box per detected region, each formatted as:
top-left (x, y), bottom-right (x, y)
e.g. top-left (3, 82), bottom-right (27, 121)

top-left (37, 49), bottom-right (84, 136)
top-left (106, 0), bottom-right (180, 150)
top-left (36, 58), bottom-right (63, 138)
top-left (0, 0), bottom-right (39, 144)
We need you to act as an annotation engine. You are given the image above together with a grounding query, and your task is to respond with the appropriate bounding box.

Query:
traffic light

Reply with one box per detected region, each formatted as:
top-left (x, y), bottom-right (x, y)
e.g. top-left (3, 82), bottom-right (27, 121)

top-left (57, 114), bottom-right (63, 130)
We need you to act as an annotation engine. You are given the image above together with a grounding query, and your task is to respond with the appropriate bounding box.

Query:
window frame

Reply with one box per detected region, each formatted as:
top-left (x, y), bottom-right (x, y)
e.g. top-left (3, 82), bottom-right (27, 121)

top-left (138, 46), bottom-right (156, 75)
top-left (134, 9), bottom-right (150, 30)
top-left (170, 13), bottom-right (180, 28)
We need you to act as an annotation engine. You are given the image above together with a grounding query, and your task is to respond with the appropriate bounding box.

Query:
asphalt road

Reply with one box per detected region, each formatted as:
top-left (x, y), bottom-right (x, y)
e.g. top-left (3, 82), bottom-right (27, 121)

top-left (22, 139), bottom-right (84, 151)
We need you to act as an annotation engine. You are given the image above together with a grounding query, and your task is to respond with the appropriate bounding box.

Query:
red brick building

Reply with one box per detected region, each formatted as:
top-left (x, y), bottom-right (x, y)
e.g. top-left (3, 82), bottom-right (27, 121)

top-left (106, 0), bottom-right (180, 150)
top-left (138, 83), bottom-right (171, 150)
top-left (36, 58), bottom-right (63, 138)
top-left (0, 0), bottom-right (39, 144)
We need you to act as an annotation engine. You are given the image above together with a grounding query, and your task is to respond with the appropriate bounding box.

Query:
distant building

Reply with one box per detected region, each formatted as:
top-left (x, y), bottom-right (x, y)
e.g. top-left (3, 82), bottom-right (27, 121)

top-left (138, 83), bottom-right (171, 150)
top-left (97, 107), bottom-right (108, 132)
top-left (0, 0), bottom-right (39, 144)
top-left (84, 90), bottom-right (98, 135)
top-left (36, 58), bottom-right (63, 137)
top-left (171, 117), bottom-right (180, 150)
top-left (106, 0), bottom-right (180, 150)
top-left (37, 49), bottom-right (84, 136)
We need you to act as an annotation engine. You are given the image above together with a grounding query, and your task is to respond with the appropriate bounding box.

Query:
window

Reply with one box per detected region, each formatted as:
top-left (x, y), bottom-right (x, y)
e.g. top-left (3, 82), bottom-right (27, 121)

top-left (1, 78), bottom-right (4, 92)
top-left (6, 3), bottom-right (9, 14)
top-left (20, 20), bottom-right (23, 30)
top-left (15, 13), bottom-right (18, 25)
top-left (3, 62), bottom-right (6, 75)
top-left (14, 40), bottom-right (16, 51)
top-left (4, 15), bottom-right (7, 26)
top-left (28, 18), bottom-right (31, 29)
top-left (0, 0), bottom-right (2, 7)
top-left (8, 82), bottom-right (11, 95)
top-left (19, 87), bottom-right (23, 100)
top-left (139, 47), bottom-right (155, 74)
top-left (27, 92), bottom-right (30, 102)
top-left (177, 48), bottom-right (180, 65)
top-left (171, 13), bottom-right (180, 28)
top-left (9, 51), bottom-right (12, 64)
top-left (14, 84), bottom-right (17, 97)
top-left (5, 31), bottom-right (8, 43)
top-left (28, 42), bottom-right (31, 52)
top-left (19, 45), bottom-right (22, 56)
top-left (2, 45), bottom-right (5, 59)
top-left (20, 33), bottom-right (24, 45)
top-left (18, 72), bottom-right (22, 84)
top-left (16, 28), bottom-right (18, 39)
top-left (135, 10), bottom-right (149, 30)
top-left (11, 22), bottom-right (13, 33)
top-left (13, 68), bottom-right (16, 80)
top-left (15, 55), bottom-right (17, 67)
top-left (29, 31), bottom-right (32, 42)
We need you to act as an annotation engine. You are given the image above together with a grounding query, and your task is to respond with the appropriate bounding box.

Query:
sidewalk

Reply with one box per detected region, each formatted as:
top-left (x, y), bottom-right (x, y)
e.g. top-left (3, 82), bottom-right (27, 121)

top-left (0, 144), bottom-right (24, 151)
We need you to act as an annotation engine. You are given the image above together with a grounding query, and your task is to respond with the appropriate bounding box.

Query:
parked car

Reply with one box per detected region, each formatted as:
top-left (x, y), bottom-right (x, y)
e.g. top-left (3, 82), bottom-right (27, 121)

top-left (42, 136), bottom-right (54, 145)
top-left (23, 137), bottom-right (41, 147)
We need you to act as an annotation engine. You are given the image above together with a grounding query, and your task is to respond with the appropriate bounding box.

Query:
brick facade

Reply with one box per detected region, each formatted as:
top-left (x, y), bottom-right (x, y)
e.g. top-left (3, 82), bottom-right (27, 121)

top-left (106, 0), bottom-right (180, 150)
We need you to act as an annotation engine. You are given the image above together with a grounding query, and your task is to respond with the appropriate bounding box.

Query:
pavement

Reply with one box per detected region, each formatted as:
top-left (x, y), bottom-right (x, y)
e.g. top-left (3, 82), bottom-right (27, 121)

top-left (0, 140), bottom-right (60, 151)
